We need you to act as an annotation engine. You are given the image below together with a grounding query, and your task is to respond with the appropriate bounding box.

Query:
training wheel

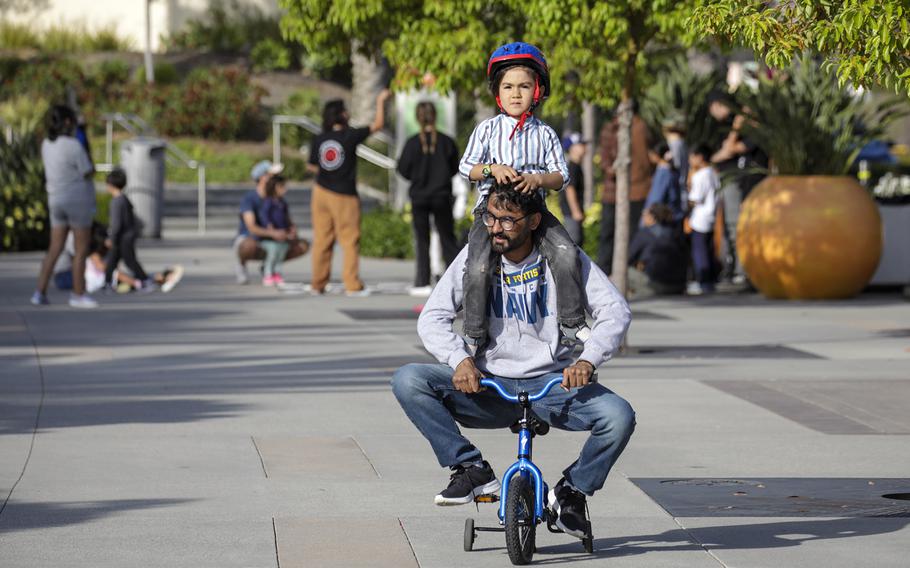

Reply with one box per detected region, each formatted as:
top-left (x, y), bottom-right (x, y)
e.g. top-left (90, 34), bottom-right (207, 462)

top-left (583, 521), bottom-right (593, 553)
top-left (464, 518), bottom-right (475, 551)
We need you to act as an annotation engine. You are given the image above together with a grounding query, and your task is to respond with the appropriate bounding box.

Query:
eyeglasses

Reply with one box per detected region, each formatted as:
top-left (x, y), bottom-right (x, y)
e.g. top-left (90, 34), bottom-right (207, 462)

top-left (481, 211), bottom-right (529, 231)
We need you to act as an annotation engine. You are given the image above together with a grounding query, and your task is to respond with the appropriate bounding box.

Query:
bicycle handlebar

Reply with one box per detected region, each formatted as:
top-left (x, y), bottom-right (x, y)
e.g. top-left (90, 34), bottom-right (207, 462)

top-left (480, 377), bottom-right (565, 402)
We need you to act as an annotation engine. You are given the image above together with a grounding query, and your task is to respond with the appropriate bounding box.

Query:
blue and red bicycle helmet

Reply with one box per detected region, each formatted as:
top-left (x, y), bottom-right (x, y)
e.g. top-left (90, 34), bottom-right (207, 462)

top-left (487, 42), bottom-right (551, 104)
top-left (487, 42), bottom-right (551, 138)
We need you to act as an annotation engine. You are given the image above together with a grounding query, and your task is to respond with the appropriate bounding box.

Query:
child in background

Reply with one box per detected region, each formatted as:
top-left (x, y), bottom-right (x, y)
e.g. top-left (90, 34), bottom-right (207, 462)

top-left (104, 168), bottom-right (152, 291)
top-left (459, 42), bottom-right (588, 347)
top-left (258, 175), bottom-right (295, 286)
top-left (559, 132), bottom-right (588, 246)
top-left (642, 142), bottom-right (684, 224)
top-left (687, 144), bottom-right (720, 295)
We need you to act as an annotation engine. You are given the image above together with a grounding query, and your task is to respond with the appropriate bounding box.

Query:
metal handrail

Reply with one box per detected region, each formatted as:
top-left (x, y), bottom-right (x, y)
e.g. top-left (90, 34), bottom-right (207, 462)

top-left (99, 112), bottom-right (208, 234)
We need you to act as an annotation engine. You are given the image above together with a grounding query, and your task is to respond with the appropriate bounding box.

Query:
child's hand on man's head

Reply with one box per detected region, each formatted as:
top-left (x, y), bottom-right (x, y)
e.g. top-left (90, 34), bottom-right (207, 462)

top-left (491, 164), bottom-right (520, 185)
top-left (513, 173), bottom-right (541, 194)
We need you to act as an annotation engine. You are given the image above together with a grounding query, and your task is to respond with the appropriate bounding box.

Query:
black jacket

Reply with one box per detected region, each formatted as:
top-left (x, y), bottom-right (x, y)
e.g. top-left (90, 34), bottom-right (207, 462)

top-left (397, 131), bottom-right (459, 204)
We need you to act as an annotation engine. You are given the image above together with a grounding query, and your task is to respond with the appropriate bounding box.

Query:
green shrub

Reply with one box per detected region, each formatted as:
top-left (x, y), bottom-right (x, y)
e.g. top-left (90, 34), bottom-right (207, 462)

top-left (360, 206), bottom-right (413, 259)
top-left (94, 191), bottom-right (111, 226)
top-left (277, 88), bottom-right (321, 149)
top-left (0, 131), bottom-right (48, 252)
top-left (85, 25), bottom-right (133, 52)
top-left (0, 95), bottom-right (49, 135)
top-left (4, 57), bottom-right (87, 107)
top-left (131, 61), bottom-right (180, 86)
top-left (0, 22), bottom-right (40, 50)
top-left (93, 59), bottom-right (132, 85)
top-left (251, 38), bottom-right (291, 72)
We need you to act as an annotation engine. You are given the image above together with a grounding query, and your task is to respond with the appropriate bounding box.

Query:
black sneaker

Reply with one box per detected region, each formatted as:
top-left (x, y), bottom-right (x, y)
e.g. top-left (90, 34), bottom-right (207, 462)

top-left (548, 477), bottom-right (588, 538)
top-left (434, 461), bottom-right (501, 506)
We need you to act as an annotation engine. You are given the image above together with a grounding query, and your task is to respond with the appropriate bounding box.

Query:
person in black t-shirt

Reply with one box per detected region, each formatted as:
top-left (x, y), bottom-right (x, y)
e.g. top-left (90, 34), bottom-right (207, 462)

top-left (558, 132), bottom-right (588, 246)
top-left (306, 89), bottom-right (391, 296)
top-left (397, 101), bottom-right (460, 296)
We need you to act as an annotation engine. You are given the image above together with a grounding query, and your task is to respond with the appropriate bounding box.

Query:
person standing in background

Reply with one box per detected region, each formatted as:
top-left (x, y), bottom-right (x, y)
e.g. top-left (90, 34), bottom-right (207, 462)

top-left (307, 90), bottom-right (391, 297)
top-left (597, 102), bottom-right (653, 275)
top-left (397, 101), bottom-right (460, 297)
top-left (31, 105), bottom-right (98, 309)
top-left (559, 132), bottom-right (588, 247)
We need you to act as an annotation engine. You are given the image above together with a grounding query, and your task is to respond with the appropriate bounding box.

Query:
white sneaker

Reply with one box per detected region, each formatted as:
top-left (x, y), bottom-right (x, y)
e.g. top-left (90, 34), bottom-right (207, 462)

top-left (30, 291), bottom-right (49, 306)
top-left (686, 282), bottom-right (703, 296)
top-left (69, 294), bottom-right (99, 309)
top-left (235, 262), bottom-right (249, 285)
top-left (161, 265), bottom-right (184, 293)
top-left (345, 287), bottom-right (372, 298)
top-left (408, 285), bottom-right (433, 298)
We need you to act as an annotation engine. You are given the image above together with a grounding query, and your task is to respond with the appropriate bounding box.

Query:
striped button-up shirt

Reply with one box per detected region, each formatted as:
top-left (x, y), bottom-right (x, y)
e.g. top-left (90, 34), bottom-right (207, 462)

top-left (459, 114), bottom-right (569, 211)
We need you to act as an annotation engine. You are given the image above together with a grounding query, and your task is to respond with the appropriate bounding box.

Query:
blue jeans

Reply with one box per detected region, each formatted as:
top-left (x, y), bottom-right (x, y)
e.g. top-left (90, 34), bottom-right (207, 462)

top-left (391, 363), bottom-right (635, 496)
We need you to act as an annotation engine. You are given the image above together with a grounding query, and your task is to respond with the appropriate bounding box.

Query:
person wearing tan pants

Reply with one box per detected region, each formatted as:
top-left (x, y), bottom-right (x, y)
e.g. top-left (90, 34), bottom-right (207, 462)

top-left (307, 90), bottom-right (391, 295)
top-left (310, 184), bottom-right (363, 292)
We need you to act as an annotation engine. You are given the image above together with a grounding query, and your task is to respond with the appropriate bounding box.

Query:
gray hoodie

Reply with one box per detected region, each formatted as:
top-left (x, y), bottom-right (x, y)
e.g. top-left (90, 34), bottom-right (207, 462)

top-left (418, 246), bottom-right (631, 379)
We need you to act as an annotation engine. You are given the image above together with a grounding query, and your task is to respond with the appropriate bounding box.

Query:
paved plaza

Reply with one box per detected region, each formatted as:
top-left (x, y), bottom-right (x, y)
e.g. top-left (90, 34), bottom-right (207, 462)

top-left (2, 232), bottom-right (909, 567)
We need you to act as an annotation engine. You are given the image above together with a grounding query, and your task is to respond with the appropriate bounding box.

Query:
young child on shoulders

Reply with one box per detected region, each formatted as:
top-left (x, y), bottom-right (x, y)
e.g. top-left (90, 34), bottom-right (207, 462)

top-left (459, 42), bottom-right (589, 348)
top-left (686, 144), bottom-right (720, 295)
top-left (258, 175), bottom-right (295, 286)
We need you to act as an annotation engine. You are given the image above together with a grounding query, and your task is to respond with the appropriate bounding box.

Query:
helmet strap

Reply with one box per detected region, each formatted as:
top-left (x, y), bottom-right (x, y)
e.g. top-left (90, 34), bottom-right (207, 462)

top-left (507, 79), bottom-right (541, 141)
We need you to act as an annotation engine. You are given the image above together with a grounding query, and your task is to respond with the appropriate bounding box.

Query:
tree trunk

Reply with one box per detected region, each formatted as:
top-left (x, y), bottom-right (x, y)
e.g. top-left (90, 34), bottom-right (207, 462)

top-left (581, 101), bottom-right (596, 208)
top-left (610, 50), bottom-right (639, 297)
top-left (350, 47), bottom-right (388, 125)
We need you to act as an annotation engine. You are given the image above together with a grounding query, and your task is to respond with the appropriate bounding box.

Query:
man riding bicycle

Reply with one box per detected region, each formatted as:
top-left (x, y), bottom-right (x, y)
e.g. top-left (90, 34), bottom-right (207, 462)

top-left (392, 182), bottom-right (635, 539)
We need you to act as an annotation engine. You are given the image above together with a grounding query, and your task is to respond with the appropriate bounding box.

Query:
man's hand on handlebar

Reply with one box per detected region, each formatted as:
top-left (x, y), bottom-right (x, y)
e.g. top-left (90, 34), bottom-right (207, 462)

top-left (453, 357), bottom-right (484, 394)
top-left (562, 359), bottom-right (595, 391)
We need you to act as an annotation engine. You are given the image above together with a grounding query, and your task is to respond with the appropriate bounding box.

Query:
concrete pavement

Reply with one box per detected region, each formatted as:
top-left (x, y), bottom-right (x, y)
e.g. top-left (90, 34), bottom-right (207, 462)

top-left (2, 234), bottom-right (909, 567)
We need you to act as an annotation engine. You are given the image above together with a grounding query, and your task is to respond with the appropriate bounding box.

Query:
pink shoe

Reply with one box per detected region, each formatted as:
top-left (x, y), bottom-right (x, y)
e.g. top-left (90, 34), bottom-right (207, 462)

top-left (262, 275), bottom-right (277, 286)
top-left (272, 274), bottom-right (285, 285)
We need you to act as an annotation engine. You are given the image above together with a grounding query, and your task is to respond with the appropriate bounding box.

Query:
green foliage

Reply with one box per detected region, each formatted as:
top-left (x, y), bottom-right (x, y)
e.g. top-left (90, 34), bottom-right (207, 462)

top-left (0, 131), bottom-right (48, 251)
top-left (692, 0), bottom-right (910, 97)
top-left (736, 56), bottom-right (908, 176)
top-left (4, 57), bottom-right (87, 107)
top-left (277, 88), bottom-right (322, 149)
top-left (0, 21), bottom-right (132, 53)
top-left (639, 55), bottom-right (727, 147)
top-left (94, 191), bottom-right (111, 226)
top-left (93, 59), bottom-right (132, 85)
top-left (165, 0), bottom-right (274, 53)
top-left (360, 206), bottom-right (413, 259)
top-left (0, 95), bottom-right (49, 135)
top-left (251, 38), bottom-right (292, 72)
top-left (133, 62), bottom-right (180, 86)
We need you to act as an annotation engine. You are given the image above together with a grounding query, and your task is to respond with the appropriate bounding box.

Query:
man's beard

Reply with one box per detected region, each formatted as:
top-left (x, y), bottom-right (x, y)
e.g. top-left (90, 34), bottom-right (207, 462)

top-left (490, 230), bottom-right (526, 254)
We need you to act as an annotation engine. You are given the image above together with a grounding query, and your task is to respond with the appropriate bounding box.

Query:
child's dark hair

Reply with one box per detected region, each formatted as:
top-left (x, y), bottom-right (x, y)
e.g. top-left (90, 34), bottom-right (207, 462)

top-left (46, 105), bottom-right (77, 141)
top-left (488, 182), bottom-right (543, 216)
top-left (490, 65), bottom-right (538, 95)
top-left (106, 168), bottom-right (127, 189)
top-left (322, 99), bottom-right (348, 132)
top-left (690, 143), bottom-right (713, 162)
top-left (653, 141), bottom-right (670, 159)
top-left (647, 203), bottom-right (675, 226)
top-left (265, 174), bottom-right (285, 198)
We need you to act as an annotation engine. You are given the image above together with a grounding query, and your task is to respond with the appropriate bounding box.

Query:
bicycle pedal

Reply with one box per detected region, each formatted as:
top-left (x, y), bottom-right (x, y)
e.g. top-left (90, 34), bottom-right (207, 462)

top-left (474, 494), bottom-right (500, 503)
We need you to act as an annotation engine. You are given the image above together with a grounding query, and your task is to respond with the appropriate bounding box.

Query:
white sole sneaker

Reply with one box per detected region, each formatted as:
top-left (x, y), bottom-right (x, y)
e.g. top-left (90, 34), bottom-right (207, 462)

top-left (434, 478), bottom-right (501, 506)
top-left (68, 294), bottom-right (99, 309)
top-left (547, 488), bottom-right (588, 539)
top-left (161, 265), bottom-right (184, 293)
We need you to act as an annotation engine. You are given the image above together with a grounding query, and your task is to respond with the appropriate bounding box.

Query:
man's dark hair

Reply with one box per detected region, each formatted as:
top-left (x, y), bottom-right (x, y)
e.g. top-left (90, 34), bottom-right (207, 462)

top-left (653, 141), bottom-right (670, 158)
top-left (706, 89), bottom-right (734, 108)
top-left (46, 104), bottom-right (76, 141)
top-left (106, 168), bottom-right (127, 189)
top-left (488, 182), bottom-right (544, 216)
top-left (691, 143), bottom-right (713, 161)
top-left (322, 99), bottom-right (348, 132)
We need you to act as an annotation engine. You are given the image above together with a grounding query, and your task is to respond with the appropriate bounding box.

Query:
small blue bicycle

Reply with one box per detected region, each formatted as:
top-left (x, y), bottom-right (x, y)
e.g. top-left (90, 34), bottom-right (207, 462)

top-left (463, 377), bottom-right (594, 564)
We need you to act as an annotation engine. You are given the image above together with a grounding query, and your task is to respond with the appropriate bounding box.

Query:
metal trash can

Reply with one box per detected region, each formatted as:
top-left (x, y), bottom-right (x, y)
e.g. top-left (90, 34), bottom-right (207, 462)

top-left (120, 137), bottom-right (166, 238)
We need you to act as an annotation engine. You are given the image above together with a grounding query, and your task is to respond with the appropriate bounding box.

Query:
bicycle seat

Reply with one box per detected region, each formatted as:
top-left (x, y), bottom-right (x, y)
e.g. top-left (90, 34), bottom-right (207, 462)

top-left (510, 415), bottom-right (550, 437)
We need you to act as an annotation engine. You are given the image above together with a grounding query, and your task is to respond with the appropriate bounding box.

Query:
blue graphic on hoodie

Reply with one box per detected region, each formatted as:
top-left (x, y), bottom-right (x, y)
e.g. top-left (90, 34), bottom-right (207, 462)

top-left (488, 260), bottom-right (550, 323)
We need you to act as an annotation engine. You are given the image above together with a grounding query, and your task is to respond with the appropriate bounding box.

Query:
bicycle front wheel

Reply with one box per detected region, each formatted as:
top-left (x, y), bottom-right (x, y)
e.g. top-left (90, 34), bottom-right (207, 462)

top-left (504, 475), bottom-right (536, 565)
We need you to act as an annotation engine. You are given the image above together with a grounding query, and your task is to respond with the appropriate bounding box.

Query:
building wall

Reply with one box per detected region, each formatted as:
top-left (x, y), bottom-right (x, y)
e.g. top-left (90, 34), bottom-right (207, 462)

top-left (4, 0), bottom-right (279, 52)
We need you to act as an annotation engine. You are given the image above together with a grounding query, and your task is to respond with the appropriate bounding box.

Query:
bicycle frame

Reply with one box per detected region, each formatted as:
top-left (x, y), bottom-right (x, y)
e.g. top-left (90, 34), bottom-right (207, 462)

top-left (480, 377), bottom-right (563, 524)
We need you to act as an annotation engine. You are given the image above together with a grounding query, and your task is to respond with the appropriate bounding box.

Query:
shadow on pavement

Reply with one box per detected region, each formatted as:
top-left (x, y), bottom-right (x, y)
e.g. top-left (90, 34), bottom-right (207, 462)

top-left (0, 498), bottom-right (194, 533)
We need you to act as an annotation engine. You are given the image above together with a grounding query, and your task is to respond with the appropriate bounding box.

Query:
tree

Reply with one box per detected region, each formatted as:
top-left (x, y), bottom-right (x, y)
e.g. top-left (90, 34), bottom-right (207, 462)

top-left (692, 0), bottom-right (910, 97)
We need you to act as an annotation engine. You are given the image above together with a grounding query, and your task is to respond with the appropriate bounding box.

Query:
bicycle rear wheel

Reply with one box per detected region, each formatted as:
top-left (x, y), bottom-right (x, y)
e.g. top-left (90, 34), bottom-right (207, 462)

top-left (504, 475), bottom-right (535, 565)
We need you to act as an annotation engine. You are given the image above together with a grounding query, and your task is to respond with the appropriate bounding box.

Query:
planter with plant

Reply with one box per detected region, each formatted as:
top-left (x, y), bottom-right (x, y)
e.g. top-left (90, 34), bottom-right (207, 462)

top-left (733, 57), bottom-right (906, 299)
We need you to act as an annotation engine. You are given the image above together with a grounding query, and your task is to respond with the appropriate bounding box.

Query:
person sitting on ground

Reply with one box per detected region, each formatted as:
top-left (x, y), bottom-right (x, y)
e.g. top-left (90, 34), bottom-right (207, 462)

top-left (257, 175), bottom-right (295, 286)
top-left (392, 182), bottom-right (634, 541)
top-left (641, 142), bottom-right (685, 224)
top-left (627, 203), bottom-right (688, 298)
top-left (54, 222), bottom-right (184, 294)
top-left (233, 161), bottom-right (309, 285)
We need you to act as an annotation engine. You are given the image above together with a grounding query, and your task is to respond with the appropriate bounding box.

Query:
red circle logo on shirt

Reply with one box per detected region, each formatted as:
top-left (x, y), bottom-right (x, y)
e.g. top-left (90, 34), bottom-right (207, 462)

top-left (319, 140), bottom-right (345, 171)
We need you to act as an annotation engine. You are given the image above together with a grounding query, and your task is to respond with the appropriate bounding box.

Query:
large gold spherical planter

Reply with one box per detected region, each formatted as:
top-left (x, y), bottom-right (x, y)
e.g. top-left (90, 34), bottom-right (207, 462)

top-left (736, 176), bottom-right (883, 299)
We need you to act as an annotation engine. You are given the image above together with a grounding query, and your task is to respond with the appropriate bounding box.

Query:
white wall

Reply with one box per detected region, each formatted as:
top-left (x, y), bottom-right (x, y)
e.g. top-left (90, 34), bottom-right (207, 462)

top-left (3, 0), bottom-right (279, 52)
